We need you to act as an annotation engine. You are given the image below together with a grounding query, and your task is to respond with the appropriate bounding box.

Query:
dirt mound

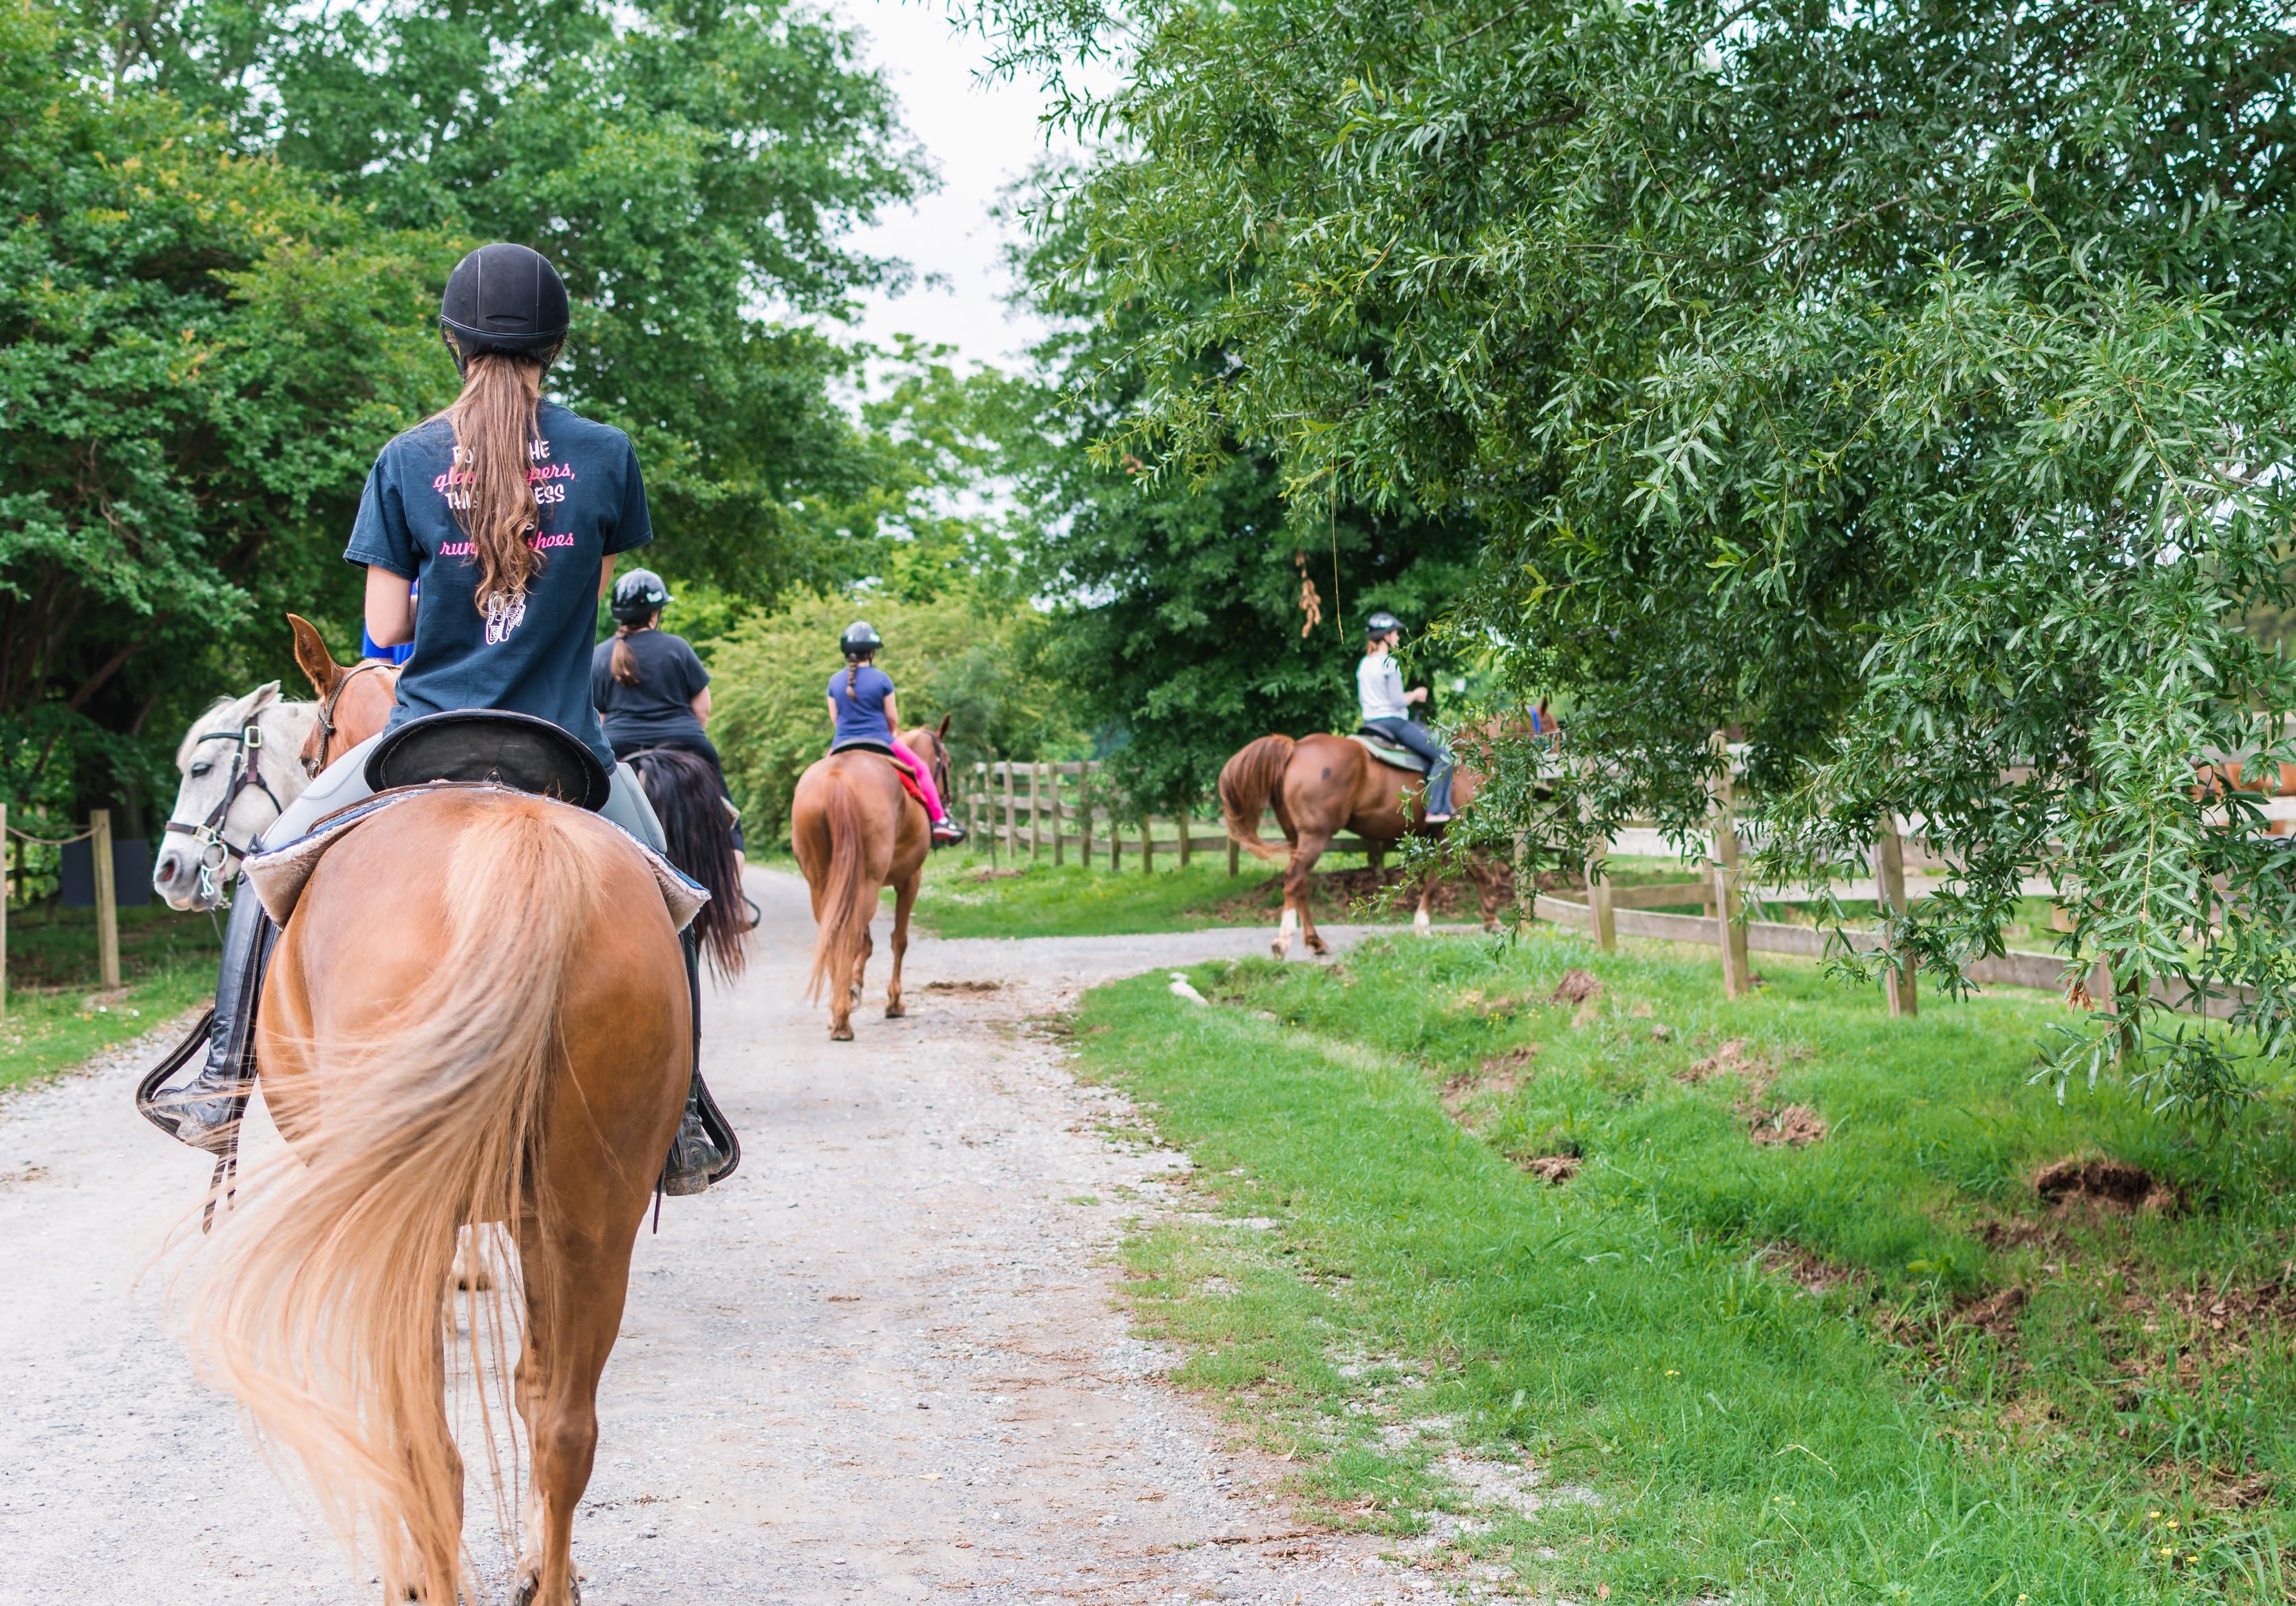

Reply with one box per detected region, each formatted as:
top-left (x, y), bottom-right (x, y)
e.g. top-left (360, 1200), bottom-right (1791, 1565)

top-left (1522, 1154), bottom-right (1581, 1185)
top-left (1747, 1104), bottom-right (1828, 1146)
top-left (2033, 1158), bottom-right (2180, 1216)
top-left (921, 979), bottom-right (1002, 993)
top-left (1762, 1245), bottom-right (1863, 1297)
top-left (1957, 1282), bottom-right (2029, 1338)
top-left (1480, 1045), bottom-right (1539, 1077)
top-left (1549, 969), bottom-right (1603, 1004)
top-left (1680, 1038), bottom-right (1754, 1085)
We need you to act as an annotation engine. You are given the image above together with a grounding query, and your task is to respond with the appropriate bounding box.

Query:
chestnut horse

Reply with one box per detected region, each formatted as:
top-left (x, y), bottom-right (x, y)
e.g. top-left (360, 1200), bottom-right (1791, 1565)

top-left (289, 612), bottom-right (401, 774)
top-left (1220, 732), bottom-right (1501, 958)
top-left (184, 786), bottom-right (690, 1606)
top-left (791, 719), bottom-right (950, 1039)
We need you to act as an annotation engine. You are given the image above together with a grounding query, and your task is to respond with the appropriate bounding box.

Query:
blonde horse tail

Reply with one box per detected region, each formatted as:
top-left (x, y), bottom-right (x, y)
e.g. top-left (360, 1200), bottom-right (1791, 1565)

top-left (185, 793), bottom-right (613, 1605)
top-left (807, 769), bottom-right (870, 1002)
top-left (1219, 735), bottom-right (1297, 865)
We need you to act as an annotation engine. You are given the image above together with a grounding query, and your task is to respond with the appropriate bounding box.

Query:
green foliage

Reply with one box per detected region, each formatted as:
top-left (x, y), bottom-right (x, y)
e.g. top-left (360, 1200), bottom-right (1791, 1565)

top-left (1006, 175), bottom-right (1482, 812)
top-left (704, 590), bottom-right (1078, 847)
top-left (980, 0), bottom-right (2296, 1113)
top-left (1074, 930), bottom-right (2296, 1599)
top-left (2, 0), bottom-right (925, 837)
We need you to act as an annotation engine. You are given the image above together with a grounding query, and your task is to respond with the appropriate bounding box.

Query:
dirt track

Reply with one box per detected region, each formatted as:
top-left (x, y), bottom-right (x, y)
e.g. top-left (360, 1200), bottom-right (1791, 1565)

top-left (0, 869), bottom-right (1474, 1605)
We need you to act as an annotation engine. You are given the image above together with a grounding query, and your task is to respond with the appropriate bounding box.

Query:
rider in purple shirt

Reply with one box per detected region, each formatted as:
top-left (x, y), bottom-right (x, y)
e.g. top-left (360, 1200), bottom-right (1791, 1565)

top-left (827, 622), bottom-right (964, 845)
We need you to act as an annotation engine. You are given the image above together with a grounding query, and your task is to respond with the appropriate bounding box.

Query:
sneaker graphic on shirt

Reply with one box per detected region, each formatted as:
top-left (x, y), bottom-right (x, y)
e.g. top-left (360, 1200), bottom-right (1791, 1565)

top-left (482, 591), bottom-right (528, 645)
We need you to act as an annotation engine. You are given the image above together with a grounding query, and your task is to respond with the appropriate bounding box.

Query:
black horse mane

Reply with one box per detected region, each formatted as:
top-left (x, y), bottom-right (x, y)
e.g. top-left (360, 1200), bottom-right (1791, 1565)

top-left (627, 746), bottom-right (747, 982)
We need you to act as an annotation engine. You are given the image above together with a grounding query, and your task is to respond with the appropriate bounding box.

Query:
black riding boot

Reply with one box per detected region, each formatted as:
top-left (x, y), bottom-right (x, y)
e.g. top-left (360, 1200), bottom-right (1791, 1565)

top-left (661, 928), bottom-right (738, 1196)
top-left (152, 891), bottom-right (277, 1153)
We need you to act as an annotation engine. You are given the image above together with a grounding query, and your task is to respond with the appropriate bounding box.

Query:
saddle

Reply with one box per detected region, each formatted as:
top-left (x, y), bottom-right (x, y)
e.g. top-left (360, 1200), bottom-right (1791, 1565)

top-left (368, 708), bottom-right (610, 809)
top-left (829, 739), bottom-right (931, 812)
top-left (1350, 728), bottom-right (1430, 774)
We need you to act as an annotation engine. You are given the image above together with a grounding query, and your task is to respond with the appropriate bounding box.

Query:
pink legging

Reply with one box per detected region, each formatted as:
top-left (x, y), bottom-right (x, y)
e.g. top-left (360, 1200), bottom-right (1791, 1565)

top-left (890, 740), bottom-right (946, 820)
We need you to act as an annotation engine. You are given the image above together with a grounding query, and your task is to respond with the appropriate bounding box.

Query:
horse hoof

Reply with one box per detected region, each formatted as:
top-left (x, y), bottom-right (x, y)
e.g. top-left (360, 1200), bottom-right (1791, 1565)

top-left (831, 1024), bottom-right (855, 1042)
top-left (1270, 940), bottom-right (1290, 960)
top-left (1306, 936), bottom-right (1330, 956)
top-left (884, 1002), bottom-right (905, 1019)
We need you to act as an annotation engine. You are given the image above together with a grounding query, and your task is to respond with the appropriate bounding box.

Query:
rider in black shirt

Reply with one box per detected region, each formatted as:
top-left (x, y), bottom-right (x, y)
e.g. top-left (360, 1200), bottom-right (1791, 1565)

top-left (593, 569), bottom-right (743, 852)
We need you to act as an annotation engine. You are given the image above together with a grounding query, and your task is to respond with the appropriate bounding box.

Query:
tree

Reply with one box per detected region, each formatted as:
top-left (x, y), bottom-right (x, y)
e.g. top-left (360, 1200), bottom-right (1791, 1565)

top-left (1008, 182), bottom-right (1480, 812)
top-left (3, 0), bottom-right (928, 836)
top-left (0, 0), bottom-right (449, 833)
top-left (978, 0), bottom-right (2296, 1112)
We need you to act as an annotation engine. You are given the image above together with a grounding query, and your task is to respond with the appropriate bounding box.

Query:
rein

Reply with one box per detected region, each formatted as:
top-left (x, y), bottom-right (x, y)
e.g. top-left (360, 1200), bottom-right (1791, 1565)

top-left (164, 718), bottom-right (288, 907)
top-left (308, 659), bottom-right (392, 777)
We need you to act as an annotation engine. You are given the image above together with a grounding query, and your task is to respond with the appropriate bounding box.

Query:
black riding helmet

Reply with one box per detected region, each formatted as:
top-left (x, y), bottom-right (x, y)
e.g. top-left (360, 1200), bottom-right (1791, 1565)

top-left (440, 243), bottom-right (570, 365)
top-left (610, 568), bottom-right (671, 626)
top-left (1365, 610), bottom-right (1404, 639)
top-left (840, 620), bottom-right (882, 659)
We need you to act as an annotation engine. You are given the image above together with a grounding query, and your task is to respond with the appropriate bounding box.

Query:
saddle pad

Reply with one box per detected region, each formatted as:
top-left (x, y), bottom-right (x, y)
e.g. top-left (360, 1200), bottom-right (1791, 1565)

top-left (828, 741), bottom-right (928, 810)
top-left (242, 783), bottom-right (708, 933)
top-left (1348, 732), bottom-right (1429, 774)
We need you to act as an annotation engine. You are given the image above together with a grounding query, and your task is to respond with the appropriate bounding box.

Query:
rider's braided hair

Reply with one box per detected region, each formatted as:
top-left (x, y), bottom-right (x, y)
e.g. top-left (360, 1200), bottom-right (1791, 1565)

top-left (844, 646), bottom-right (873, 697)
top-left (439, 348), bottom-right (551, 619)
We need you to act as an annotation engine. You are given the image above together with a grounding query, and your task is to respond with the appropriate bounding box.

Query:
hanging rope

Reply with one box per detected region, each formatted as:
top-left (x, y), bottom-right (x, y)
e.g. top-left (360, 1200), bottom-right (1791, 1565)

top-left (3, 823), bottom-right (95, 847)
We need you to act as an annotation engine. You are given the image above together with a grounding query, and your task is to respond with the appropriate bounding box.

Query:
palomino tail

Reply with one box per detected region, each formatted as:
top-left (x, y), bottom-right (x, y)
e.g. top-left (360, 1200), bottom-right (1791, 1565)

top-left (1219, 735), bottom-right (1297, 864)
top-left (629, 745), bottom-right (748, 981)
top-left (185, 794), bottom-right (614, 1604)
top-left (807, 769), bottom-right (871, 1002)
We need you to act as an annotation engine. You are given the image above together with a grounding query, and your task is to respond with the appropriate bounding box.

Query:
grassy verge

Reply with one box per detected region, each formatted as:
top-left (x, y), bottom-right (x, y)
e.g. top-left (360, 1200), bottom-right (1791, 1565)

top-left (1067, 930), bottom-right (2296, 1602)
top-left (904, 848), bottom-right (1527, 939)
top-left (2, 902), bottom-right (222, 1095)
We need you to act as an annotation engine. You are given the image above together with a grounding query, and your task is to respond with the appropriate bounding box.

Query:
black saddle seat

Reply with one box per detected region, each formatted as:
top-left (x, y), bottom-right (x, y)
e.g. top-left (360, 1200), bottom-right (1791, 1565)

top-left (365, 709), bottom-right (611, 811)
top-left (829, 738), bottom-right (897, 759)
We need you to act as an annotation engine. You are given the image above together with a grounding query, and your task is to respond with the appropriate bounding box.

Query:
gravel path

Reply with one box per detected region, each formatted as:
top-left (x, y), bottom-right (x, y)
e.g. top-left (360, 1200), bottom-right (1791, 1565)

top-left (0, 870), bottom-right (1478, 1605)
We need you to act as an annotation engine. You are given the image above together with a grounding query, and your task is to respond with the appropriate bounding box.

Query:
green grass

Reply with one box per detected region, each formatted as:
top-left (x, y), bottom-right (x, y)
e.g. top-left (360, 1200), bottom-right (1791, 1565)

top-left (2, 901), bottom-right (221, 1095)
top-left (1068, 930), bottom-right (2296, 1602)
top-left (902, 848), bottom-right (1511, 939)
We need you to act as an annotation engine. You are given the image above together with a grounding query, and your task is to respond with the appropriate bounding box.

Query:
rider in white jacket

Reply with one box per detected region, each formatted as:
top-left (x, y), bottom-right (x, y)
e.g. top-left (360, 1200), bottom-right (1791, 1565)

top-left (1357, 611), bottom-right (1454, 823)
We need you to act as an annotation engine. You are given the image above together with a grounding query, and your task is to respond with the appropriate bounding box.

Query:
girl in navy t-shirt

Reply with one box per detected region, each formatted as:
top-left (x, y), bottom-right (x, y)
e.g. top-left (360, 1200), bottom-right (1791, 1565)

top-left (827, 622), bottom-right (964, 845)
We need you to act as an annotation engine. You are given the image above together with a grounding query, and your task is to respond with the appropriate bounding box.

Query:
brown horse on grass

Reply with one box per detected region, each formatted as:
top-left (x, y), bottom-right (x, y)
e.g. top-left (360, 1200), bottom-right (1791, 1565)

top-left (183, 786), bottom-right (690, 1606)
top-left (793, 719), bottom-right (951, 1039)
top-left (1220, 732), bottom-right (1502, 958)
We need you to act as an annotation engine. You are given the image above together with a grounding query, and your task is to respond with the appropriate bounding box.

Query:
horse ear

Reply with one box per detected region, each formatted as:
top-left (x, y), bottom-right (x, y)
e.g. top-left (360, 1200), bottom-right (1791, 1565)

top-left (246, 680), bottom-right (282, 714)
top-left (287, 613), bottom-right (342, 699)
top-left (936, 712), bottom-right (952, 741)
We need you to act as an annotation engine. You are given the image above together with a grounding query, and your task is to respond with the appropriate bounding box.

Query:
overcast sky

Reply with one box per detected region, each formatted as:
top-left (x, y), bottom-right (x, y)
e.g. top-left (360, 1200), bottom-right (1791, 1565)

top-left (829, 0), bottom-right (1071, 372)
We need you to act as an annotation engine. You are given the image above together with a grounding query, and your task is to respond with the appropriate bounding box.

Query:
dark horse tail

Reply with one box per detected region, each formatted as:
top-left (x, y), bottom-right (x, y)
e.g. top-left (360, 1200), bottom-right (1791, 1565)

top-left (1218, 735), bottom-right (1297, 865)
top-left (628, 747), bottom-right (747, 980)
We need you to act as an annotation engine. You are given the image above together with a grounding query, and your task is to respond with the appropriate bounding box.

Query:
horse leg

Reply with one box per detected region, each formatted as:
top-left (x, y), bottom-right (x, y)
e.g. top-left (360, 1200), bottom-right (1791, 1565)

top-left (886, 873), bottom-right (919, 1018)
top-left (512, 1223), bottom-right (628, 1606)
top-left (852, 923), bottom-right (873, 1008)
top-left (1472, 851), bottom-right (1504, 931)
top-left (1414, 865), bottom-right (1435, 936)
top-left (1282, 834), bottom-right (1333, 958)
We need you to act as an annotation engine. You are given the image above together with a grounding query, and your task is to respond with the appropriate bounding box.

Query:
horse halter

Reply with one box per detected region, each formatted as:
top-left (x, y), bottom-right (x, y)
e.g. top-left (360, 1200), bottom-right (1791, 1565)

top-left (306, 659), bottom-right (393, 778)
top-left (164, 719), bottom-right (288, 907)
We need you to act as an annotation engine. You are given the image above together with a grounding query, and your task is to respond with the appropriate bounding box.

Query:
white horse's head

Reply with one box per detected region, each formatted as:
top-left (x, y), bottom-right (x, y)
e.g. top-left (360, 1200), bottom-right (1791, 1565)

top-left (151, 682), bottom-right (319, 911)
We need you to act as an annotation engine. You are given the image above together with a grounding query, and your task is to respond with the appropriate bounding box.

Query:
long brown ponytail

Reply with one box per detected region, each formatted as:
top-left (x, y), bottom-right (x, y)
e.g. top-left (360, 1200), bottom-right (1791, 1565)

top-left (610, 616), bottom-right (652, 686)
top-left (440, 351), bottom-right (547, 616)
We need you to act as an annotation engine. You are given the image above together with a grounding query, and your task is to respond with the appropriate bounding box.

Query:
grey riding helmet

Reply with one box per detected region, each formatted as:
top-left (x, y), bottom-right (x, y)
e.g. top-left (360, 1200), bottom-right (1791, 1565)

top-left (611, 568), bottom-right (671, 626)
top-left (1365, 610), bottom-right (1404, 640)
top-left (840, 620), bottom-right (883, 659)
top-left (439, 243), bottom-right (570, 361)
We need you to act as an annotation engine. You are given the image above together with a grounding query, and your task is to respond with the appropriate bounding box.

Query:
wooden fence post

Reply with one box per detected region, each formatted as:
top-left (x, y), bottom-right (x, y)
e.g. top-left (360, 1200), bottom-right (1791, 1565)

top-left (1179, 805), bottom-right (1193, 867)
top-left (1029, 763), bottom-right (1043, 863)
top-left (1052, 764), bottom-right (1065, 867)
top-left (1078, 762), bottom-right (1094, 865)
top-left (91, 808), bottom-right (120, 991)
top-left (1, 801), bottom-right (8, 1019)
top-left (1142, 814), bottom-right (1155, 874)
top-left (1708, 735), bottom-right (1752, 999)
top-left (1111, 819), bottom-right (1123, 871)
top-left (1229, 838), bottom-right (1240, 877)
top-left (1002, 763), bottom-right (1016, 863)
top-left (1874, 815), bottom-right (1917, 1017)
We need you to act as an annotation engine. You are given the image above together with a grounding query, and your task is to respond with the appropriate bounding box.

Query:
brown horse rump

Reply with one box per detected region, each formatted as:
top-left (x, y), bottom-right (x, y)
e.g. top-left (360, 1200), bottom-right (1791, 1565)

top-left (829, 738), bottom-right (931, 810)
top-left (241, 783), bottom-right (709, 931)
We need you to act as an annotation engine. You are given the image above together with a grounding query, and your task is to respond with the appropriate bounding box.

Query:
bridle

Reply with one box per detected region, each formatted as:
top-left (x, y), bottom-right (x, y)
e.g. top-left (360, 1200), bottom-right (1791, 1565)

top-left (164, 715), bottom-right (289, 907)
top-left (306, 659), bottom-right (394, 778)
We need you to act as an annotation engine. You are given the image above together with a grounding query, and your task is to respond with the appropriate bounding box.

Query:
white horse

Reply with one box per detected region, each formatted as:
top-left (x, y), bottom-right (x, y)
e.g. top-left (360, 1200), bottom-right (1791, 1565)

top-left (151, 683), bottom-right (319, 911)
